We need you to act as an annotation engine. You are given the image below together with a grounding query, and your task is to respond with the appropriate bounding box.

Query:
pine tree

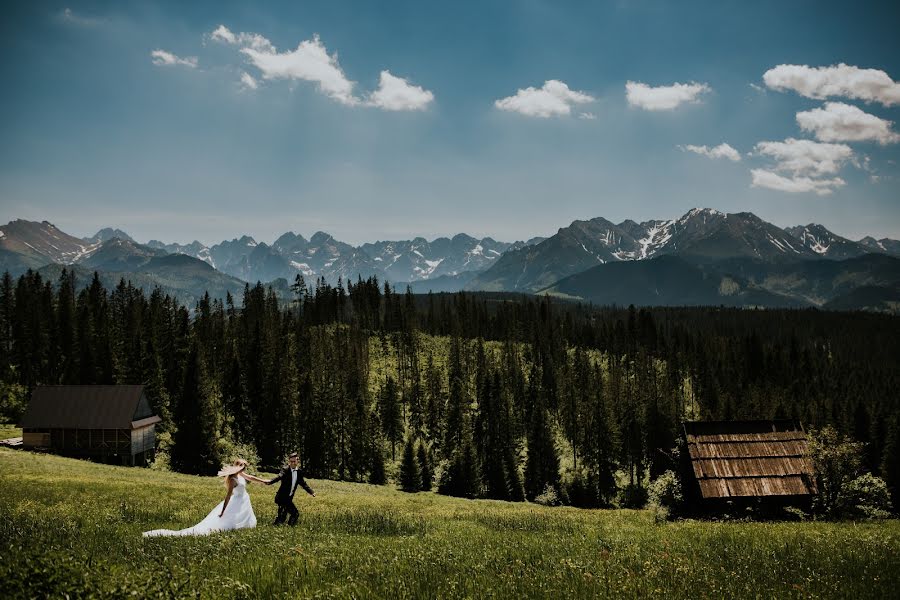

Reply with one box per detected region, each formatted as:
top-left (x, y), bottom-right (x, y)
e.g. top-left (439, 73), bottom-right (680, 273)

top-left (56, 269), bottom-right (78, 384)
top-left (438, 416), bottom-right (480, 498)
top-left (417, 441), bottom-right (433, 491)
top-left (170, 343), bottom-right (222, 475)
top-left (369, 441), bottom-right (387, 485)
top-left (524, 372), bottom-right (559, 500)
top-left (399, 437), bottom-right (421, 492)
top-left (378, 375), bottom-right (402, 461)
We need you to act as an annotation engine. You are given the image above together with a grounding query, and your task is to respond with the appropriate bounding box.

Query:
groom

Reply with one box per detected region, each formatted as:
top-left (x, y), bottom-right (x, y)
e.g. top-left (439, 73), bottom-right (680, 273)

top-left (266, 452), bottom-right (315, 526)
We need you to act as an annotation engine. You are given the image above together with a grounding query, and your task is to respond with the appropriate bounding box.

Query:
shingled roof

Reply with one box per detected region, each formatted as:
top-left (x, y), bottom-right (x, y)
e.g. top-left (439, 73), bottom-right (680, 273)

top-left (20, 385), bottom-right (158, 430)
top-left (684, 420), bottom-right (816, 499)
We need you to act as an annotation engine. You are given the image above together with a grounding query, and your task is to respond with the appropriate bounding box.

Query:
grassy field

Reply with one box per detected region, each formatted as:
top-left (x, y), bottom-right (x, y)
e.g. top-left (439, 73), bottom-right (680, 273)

top-left (0, 423), bottom-right (21, 440)
top-left (1, 449), bottom-right (898, 599)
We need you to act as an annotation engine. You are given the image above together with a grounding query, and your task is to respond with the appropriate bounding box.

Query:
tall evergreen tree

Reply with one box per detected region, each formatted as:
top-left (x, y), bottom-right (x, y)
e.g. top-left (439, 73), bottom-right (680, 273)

top-left (378, 375), bottom-right (402, 461)
top-left (170, 343), bottom-right (222, 475)
top-left (524, 372), bottom-right (559, 500)
top-left (398, 437), bottom-right (421, 493)
top-left (418, 441), bottom-right (433, 492)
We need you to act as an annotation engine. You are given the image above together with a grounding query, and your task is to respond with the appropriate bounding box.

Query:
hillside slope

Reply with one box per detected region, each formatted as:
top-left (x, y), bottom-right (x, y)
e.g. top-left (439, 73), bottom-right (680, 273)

top-left (2, 449), bottom-right (899, 598)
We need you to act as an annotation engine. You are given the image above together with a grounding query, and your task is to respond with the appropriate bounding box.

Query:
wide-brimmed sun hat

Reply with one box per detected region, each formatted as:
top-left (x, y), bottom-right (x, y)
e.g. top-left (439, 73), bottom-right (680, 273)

top-left (217, 464), bottom-right (247, 477)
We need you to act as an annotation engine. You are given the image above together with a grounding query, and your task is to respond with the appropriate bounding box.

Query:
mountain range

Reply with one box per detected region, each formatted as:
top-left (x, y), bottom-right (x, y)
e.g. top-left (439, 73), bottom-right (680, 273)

top-left (142, 229), bottom-right (542, 286)
top-left (1, 209), bottom-right (898, 312)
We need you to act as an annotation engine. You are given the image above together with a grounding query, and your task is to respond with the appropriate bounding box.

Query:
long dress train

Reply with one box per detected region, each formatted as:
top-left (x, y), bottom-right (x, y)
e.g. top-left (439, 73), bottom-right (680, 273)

top-left (143, 475), bottom-right (257, 537)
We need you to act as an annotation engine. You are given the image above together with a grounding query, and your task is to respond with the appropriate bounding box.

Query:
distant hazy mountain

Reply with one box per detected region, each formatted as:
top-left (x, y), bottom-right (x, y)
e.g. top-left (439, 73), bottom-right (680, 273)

top-left (360, 234), bottom-right (529, 283)
top-left (38, 254), bottom-right (252, 308)
top-left (78, 238), bottom-right (167, 271)
top-left (2, 217), bottom-right (897, 311)
top-left (784, 224), bottom-right (871, 260)
top-left (0, 219), bottom-right (100, 271)
top-left (467, 208), bottom-right (822, 293)
top-left (859, 236), bottom-right (900, 257)
top-left (145, 230), bottom-right (541, 288)
top-left (87, 228), bottom-right (135, 245)
top-left (146, 239), bottom-right (215, 266)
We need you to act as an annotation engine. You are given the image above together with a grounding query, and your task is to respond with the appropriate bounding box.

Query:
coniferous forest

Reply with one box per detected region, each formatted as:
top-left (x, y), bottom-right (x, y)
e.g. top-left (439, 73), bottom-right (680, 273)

top-left (2, 268), bottom-right (899, 508)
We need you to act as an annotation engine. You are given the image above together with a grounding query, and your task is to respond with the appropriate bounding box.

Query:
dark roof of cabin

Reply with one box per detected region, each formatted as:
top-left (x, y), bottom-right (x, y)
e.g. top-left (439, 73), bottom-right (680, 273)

top-left (684, 420), bottom-right (816, 499)
top-left (20, 385), bottom-right (155, 429)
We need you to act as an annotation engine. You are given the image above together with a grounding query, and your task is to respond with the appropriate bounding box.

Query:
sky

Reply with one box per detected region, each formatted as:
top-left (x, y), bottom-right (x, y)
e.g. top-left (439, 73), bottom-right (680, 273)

top-left (1, 0), bottom-right (899, 246)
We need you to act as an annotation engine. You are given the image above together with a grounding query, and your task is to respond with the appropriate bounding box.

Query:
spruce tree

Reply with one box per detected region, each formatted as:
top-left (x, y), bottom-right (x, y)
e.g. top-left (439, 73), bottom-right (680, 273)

top-left (170, 343), bottom-right (222, 475)
top-left (418, 441), bottom-right (433, 491)
top-left (369, 441), bottom-right (387, 485)
top-left (399, 437), bottom-right (421, 493)
top-left (378, 376), bottom-right (402, 461)
top-left (524, 375), bottom-right (559, 500)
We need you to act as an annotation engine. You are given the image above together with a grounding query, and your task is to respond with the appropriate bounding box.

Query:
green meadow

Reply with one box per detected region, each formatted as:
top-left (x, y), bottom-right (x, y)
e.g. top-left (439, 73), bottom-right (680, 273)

top-left (1, 448), bottom-right (898, 599)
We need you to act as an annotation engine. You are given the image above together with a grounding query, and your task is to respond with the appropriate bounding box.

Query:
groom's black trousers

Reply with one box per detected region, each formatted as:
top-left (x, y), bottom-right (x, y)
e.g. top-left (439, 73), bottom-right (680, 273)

top-left (274, 498), bottom-right (299, 526)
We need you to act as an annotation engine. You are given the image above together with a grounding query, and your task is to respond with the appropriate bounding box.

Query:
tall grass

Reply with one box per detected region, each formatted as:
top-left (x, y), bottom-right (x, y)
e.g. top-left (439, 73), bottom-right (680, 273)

top-left (1, 448), bottom-right (898, 598)
top-left (0, 423), bottom-right (21, 439)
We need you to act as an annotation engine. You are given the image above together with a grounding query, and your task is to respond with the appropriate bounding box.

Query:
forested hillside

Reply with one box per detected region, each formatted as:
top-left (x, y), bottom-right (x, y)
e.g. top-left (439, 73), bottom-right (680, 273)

top-left (2, 268), bottom-right (899, 508)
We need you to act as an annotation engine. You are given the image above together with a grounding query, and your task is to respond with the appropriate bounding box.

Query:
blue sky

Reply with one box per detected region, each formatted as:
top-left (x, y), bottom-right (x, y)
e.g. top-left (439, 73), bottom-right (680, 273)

top-left (1, 0), bottom-right (899, 245)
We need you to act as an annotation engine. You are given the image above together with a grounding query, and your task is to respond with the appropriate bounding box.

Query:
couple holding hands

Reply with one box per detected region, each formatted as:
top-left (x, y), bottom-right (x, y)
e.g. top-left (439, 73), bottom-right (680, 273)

top-left (143, 452), bottom-right (314, 537)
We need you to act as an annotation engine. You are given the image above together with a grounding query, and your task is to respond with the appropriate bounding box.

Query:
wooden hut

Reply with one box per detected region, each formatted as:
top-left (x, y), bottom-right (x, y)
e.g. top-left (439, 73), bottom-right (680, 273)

top-left (682, 420), bottom-right (816, 512)
top-left (20, 385), bottom-right (160, 466)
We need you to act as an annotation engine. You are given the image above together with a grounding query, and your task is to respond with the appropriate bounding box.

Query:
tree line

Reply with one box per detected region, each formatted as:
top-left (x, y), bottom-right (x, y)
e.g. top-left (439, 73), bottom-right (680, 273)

top-left (1, 269), bottom-right (898, 508)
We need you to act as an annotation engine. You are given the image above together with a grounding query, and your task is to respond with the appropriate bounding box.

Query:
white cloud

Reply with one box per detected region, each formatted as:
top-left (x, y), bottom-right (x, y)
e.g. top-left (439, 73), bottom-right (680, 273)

top-left (625, 81), bottom-right (710, 110)
top-left (209, 25), bottom-right (274, 52)
top-left (754, 138), bottom-right (853, 176)
top-left (240, 35), bottom-right (357, 105)
top-left (763, 63), bottom-right (900, 106)
top-left (494, 80), bottom-right (594, 118)
top-left (750, 169), bottom-right (845, 196)
top-left (366, 70), bottom-right (433, 111)
top-left (211, 25), bottom-right (434, 110)
top-left (578, 112), bottom-right (597, 120)
top-left (680, 143), bottom-right (741, 162)
top-left (240, 72), bottom-right (258, 90)
top-left (796, 102), bottom-right (900, 145)
top-left (150, 50), bottom-right (198, 69)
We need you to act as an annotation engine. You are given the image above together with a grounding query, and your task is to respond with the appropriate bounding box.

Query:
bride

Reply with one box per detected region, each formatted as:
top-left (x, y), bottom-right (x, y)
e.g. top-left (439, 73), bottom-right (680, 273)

top-left (143, 459), bottom-right (267, 537)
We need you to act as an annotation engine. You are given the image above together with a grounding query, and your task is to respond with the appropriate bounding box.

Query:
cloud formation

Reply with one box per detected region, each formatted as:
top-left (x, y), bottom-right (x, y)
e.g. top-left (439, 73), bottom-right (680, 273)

top-left (209, 25), bottom-right (274, 52)
top-left (763, 63), bottom-right (900, 106)
top-left (150, 50), bottom-right (198, 68)
top-left (750, 169), bottom-right (845, 196)
top-left (210, 25), bottom-right (433, 110)
top-left (494, 80), bottom-right (593, 117)
top-left (796, 102), bottom-right (900, 145)
top-left (754, 138), bottom-right (854, 176)
top-left (367, 70), bottom-right (434, 111)
top-left (240, 72), bottom-right (258, 90)
top-left (751, 138), bottom-right (854, 195)
top-left (625, 81), bottom-right (710, 110)
top-left (240, 35), bottom-right (357, 105)
top-left (680, 143), bottom-right (741, 162)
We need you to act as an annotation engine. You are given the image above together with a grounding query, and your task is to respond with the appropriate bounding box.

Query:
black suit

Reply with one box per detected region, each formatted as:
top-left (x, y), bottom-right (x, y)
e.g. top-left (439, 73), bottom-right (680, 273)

top-left (268, 466), bottom-right (314, 526)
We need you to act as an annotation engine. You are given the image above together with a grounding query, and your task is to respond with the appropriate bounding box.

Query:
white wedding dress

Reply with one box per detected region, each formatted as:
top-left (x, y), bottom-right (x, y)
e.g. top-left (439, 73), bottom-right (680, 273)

top-left (143, 475), bottom-right (257, 537)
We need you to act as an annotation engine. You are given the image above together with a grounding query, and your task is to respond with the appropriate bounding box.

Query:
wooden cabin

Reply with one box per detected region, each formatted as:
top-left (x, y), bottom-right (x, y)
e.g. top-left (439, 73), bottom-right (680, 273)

top-left (20, 385), bottom-right (160, 466)
top-left (682, 420), bottom-right (817, 513)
